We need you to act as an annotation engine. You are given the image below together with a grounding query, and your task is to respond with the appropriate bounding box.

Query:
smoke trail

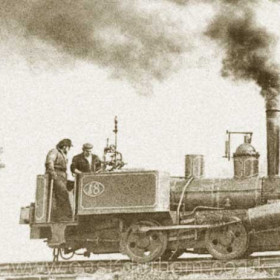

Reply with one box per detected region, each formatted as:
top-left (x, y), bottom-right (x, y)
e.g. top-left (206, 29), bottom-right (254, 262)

top-left (205, 0), bottom-right (280, 107)
top-left (0, 0), bottom-right (191, 92)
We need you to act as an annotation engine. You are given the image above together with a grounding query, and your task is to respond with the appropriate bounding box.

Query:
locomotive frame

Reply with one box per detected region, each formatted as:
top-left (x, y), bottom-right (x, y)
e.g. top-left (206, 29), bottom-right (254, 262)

top-left (20, 103), bottom-right (280, 262)
top-left (20, 165), bottom-right (280, 263)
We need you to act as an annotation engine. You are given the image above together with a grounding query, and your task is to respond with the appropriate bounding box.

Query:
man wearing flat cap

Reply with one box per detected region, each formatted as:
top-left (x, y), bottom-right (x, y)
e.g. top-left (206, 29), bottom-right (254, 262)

top-left (71, 143), bottom-right (101, 175)
top-left (45, 138), bottom-right (73, 222)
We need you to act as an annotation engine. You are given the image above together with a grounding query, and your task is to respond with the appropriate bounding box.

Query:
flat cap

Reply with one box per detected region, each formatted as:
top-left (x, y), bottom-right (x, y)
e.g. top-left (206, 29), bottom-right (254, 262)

top-left (57, 138), bottom-right (73, 148)
top-left (83, 143), bottom-right (93, 150)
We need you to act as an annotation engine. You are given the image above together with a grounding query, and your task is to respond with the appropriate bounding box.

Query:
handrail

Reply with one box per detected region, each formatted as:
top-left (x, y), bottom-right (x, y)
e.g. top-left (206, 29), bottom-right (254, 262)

top-left (72, 178), bottom-right (77, 221)
top-left (176, 177), bottom-right (194, 224)
top-left (47, 179), bottom-right (54, 223)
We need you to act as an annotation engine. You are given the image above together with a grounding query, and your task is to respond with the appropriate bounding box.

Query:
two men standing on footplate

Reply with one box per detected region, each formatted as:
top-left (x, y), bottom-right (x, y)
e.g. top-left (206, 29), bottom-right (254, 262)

top-left (45, 139), bottom-right (101, 222)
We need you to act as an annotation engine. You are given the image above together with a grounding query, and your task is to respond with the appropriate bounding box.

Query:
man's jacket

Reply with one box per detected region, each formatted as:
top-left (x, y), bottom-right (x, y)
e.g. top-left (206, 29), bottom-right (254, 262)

top-left (45, 148), bottom-right (68, 178)
top-left (70, 153), bottom-right (101, 173)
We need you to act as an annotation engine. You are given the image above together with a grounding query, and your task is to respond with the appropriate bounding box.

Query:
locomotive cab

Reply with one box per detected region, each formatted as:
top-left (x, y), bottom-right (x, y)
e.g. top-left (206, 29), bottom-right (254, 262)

top-left (20, 169), bottom-right (176, 262)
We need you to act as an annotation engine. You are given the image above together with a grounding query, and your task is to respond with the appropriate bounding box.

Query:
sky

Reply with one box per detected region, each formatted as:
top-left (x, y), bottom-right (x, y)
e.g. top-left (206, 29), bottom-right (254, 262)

top-left (0, 0), bottom-right (279, 262)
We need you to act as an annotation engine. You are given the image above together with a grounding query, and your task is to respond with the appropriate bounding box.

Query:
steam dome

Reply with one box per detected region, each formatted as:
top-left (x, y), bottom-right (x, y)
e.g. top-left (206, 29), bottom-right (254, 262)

top-left (233, 143), bottom-right (259, 179)
top-left (235, 143), bottom-right (258, 156)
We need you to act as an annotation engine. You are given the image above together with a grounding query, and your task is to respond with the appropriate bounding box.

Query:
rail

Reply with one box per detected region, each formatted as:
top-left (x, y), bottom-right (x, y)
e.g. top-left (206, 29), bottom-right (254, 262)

top-left (2, 255), bottom-right (280, 279)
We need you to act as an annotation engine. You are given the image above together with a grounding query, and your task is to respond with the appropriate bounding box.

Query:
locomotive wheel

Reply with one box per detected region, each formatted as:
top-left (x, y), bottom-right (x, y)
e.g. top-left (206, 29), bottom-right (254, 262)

top-left (205, 222), bottom-right (248, 260)
top-left (121, 220), bottom-right (168, 263)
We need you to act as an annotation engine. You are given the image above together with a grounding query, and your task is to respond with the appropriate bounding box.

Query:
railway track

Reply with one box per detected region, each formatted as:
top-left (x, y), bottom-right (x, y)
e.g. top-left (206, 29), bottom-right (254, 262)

top-left (1, 255), bottom-right (280, 280)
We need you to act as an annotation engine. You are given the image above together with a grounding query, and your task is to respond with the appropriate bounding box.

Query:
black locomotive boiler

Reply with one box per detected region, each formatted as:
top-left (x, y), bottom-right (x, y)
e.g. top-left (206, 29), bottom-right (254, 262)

top-left (20, 101), bottom-right (280, 263)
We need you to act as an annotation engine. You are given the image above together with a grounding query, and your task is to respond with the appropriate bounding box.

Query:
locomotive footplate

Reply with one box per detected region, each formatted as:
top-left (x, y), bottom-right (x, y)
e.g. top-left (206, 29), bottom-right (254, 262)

top-left (30, 221), bottom-right (78, 247)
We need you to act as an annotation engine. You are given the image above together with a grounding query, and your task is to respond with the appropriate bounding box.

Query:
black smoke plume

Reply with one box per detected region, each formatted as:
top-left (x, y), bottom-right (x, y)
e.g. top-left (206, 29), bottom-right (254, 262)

top-left (205, 1), bottom-right (280, 107)
top-left (0, 0), bottom-right (190, 91)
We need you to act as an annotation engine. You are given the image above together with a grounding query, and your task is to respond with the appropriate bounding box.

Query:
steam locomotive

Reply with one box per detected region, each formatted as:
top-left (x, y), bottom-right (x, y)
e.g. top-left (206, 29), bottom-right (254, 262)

top-left (20, 104), bottom-right (280, 263)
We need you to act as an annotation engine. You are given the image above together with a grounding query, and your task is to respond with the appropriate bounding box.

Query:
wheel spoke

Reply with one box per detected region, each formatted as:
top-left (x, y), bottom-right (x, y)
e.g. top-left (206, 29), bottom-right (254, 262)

top-left (147, 239), bottom-right (162, 253)
top-left (131, 246), bottom-right (146, 257)
top-left (127, 233), bottom-right (141, 243)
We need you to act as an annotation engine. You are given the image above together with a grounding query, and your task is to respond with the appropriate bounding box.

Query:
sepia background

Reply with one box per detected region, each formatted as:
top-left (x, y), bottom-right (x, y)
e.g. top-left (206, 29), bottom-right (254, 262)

top-left (0, 0), bottom-right (278, 262)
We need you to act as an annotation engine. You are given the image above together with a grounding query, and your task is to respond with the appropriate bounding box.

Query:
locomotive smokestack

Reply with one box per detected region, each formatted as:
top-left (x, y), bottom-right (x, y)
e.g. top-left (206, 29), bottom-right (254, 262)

top-left (266, 93), bottom-right (280, 177)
